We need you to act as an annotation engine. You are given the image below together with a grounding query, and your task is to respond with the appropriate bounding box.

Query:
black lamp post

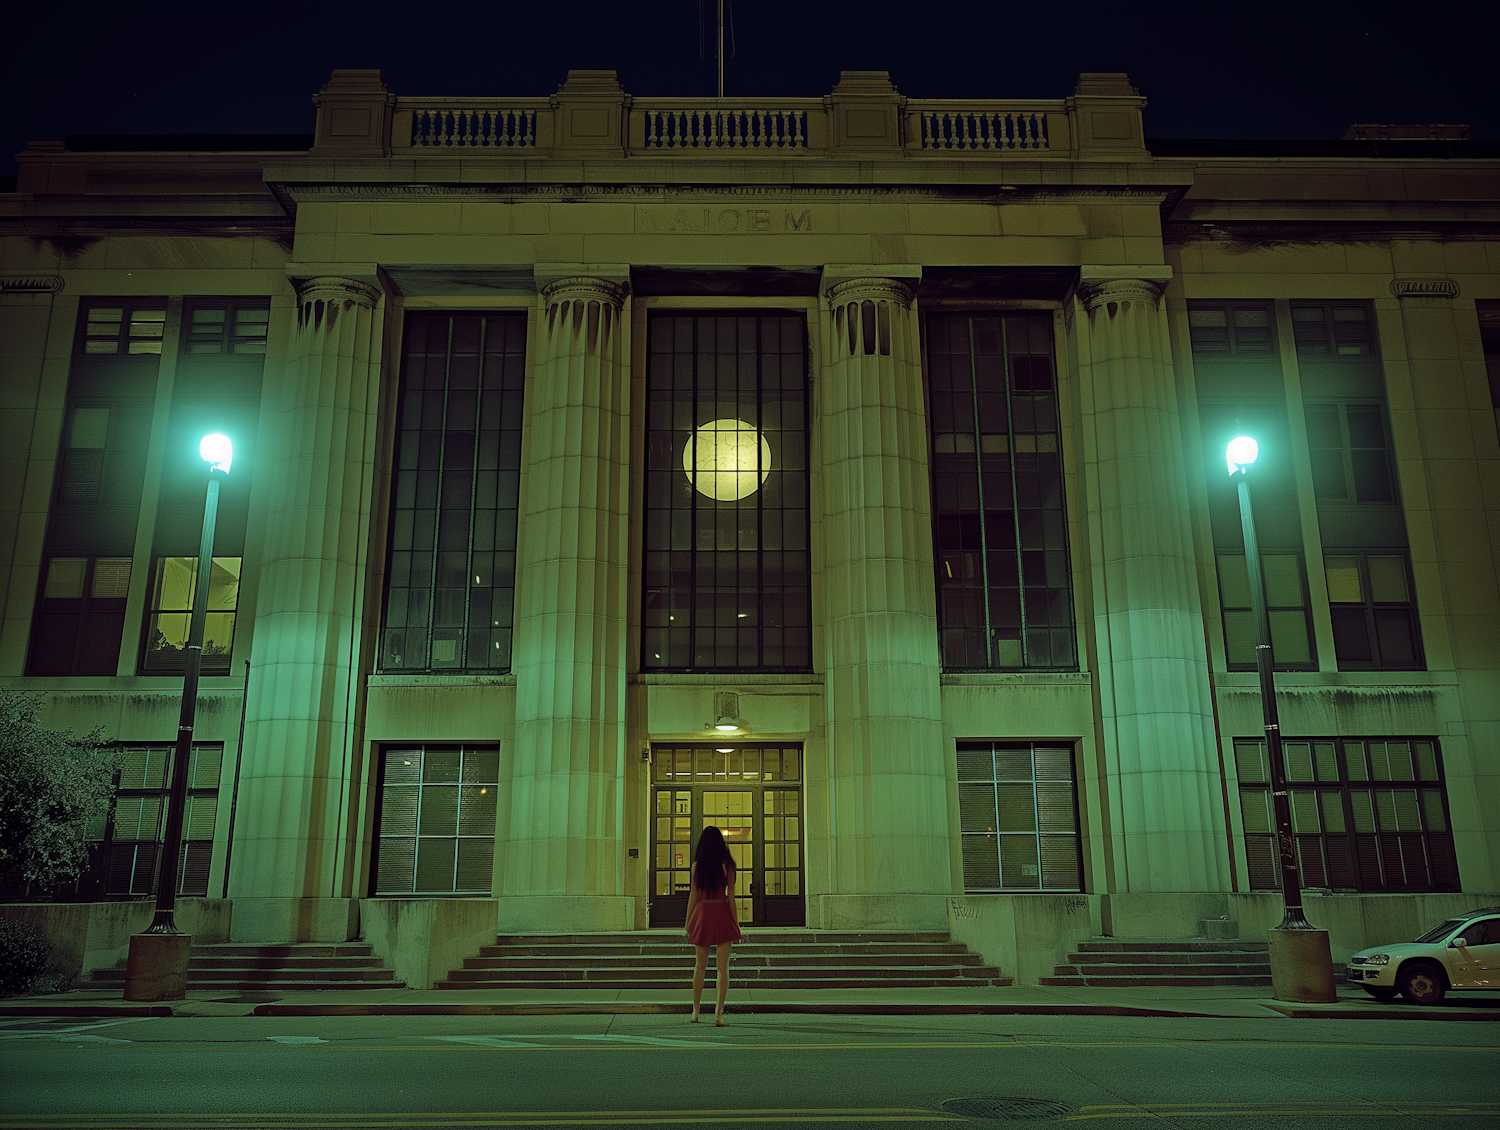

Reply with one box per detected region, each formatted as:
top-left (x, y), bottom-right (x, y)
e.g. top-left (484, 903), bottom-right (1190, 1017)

top-left (1226, 435), bottom-right (1334, 1001)
top-left (124, 433), bottom-right (232, 1001)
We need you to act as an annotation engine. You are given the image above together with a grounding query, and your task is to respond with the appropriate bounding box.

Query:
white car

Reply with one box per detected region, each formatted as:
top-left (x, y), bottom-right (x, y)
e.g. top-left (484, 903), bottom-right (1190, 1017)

top-left (1346, 906), bottom-right (1500, 1005)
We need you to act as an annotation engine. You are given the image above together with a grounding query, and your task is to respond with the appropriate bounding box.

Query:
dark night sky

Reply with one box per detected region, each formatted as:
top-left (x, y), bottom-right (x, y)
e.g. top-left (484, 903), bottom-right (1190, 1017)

top-left (4, 0), bottom-right (1497, 177)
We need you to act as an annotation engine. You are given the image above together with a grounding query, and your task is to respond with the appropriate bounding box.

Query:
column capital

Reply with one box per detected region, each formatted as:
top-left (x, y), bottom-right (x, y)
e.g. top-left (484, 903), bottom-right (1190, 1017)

top-left (293, 276), bottom-right (382, 309)
top-left (1076, 272), bottom-right (1170, 313)
top-left (534, 264), bottom-right (630, 308)
top-left (1390, 277), bottom-right (1460, 301)
top-left (823, 264), bottom-right (920, 309)
top-left (539, 276), bottom-right (628, 309)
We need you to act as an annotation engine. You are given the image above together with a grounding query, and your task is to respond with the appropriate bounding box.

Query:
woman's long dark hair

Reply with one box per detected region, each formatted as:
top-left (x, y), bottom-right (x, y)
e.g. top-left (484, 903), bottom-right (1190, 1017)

top-left (693, 825), bottom-right (735, 893)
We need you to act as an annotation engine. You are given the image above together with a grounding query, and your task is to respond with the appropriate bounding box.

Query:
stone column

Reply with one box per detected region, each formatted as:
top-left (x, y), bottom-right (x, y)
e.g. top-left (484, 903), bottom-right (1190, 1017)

top-left (1071, 269), bottom-right (1229, 893)
top-left (231, 277), bottom-right (384, 941)
top-left (818, 268), bottom-right (952, 930)
top-left (1387, 275), bottom-right (1500, 890)
top-left (500, 270), bottom-right (633, 931)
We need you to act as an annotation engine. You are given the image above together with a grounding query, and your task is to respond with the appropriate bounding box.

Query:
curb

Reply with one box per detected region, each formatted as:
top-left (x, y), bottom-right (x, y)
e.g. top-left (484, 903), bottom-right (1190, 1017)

top-left (1264, 1003), bottom-right (1500, 1021)
top-left (248, 1002), bottom-right (1221, 1018)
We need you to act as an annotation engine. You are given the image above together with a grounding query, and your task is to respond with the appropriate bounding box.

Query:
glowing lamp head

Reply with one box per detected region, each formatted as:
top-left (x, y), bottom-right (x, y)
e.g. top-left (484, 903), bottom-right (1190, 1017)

top-left (200, 433), bottom-right (233, 474)
top-left (1226, 435), bottom-right (1258, 477)
top-left (714, 717), bottom-right (740, 732)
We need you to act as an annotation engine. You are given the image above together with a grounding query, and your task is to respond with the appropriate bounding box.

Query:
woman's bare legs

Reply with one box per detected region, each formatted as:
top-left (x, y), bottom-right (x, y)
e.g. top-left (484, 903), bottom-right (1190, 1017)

top-left (691, 945), bottom-right (709, 1021)
top-left (714, 942), bottom-right (731, 1025)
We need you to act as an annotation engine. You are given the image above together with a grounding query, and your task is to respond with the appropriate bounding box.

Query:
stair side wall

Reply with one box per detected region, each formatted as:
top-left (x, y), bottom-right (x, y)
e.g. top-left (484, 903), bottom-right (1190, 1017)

top-left (360, 896), bottom-right (500, 989)
top-left (1, 899), bottom-right (230, 982)
top-left (946, 893), bottom-right (1102, 986)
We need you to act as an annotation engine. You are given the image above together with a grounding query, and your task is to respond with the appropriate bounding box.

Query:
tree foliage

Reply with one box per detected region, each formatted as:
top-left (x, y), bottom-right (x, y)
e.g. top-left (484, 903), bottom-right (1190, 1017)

top-left (0, 690), bottom-right (122, 890)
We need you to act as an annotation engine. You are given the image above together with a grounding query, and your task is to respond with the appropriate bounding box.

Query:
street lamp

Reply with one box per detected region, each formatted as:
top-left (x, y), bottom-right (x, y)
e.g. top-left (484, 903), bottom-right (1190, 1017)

top-left (1227, 435), bottom-right (1335, 1002)
top-left (124, 433), bottom-right (232, 1001)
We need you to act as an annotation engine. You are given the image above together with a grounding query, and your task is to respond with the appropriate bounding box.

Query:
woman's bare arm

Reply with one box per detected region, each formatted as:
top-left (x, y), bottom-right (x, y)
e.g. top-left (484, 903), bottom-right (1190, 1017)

top-left (685, 862), bottom-right (700, 925)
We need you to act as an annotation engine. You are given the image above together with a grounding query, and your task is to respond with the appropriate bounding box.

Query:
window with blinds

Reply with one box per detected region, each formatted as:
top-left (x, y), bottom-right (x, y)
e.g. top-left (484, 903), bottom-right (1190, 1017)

top-left (1215, 552), bottom-right (1316, 670)
top-left (380, 315), bottom-right (525, 672)
top-left (374, 745), bottom-right (499, 895)
top-left (28, 555), bottom-right (132, 675)
top-left (956, 742), bottom-right (1082, 891)
top-left (141, 556), bottom-right (241, 674)
top-left (1323, 551), bottom-right (1422, 669)
top-left (1235, 736), bottom-right (1457, 892)
top-left (82, 743), bottom-right (222, 897)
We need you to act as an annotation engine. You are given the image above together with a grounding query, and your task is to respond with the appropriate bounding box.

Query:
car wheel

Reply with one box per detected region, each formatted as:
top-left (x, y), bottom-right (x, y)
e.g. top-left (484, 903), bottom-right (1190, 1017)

top-left (1397, 961), bottom-right (1447, 1005)
top-left (1361, 986), bottom-right (1397, 1000)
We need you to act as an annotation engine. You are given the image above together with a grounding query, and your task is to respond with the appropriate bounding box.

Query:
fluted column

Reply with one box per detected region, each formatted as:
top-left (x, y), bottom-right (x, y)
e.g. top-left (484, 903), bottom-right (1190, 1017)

top-left (1387, 275), bottom-right (1500, 890)
top-left (1072, 272), bottom-right (1228, 892)
top-left (501, 273), bottom-right (632, 931)
top-left (819, 271), bottom-right (952, 930)
top-left (231, 277), bottom-right (384, 938)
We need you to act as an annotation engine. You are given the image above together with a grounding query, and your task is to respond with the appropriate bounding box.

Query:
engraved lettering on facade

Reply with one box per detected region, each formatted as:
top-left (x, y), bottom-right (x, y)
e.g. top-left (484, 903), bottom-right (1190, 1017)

top-left (718, 209), bottom-right (741, 232)
top-left (785, 209), bottom-right (813, 232)
top-left (749, 209), bottom-right (771, 231)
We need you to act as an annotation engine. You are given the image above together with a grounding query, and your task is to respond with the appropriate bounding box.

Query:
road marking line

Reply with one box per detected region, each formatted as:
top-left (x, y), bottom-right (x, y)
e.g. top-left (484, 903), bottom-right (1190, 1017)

top-left (266, 1036), bottom-right (327, 1046)
top-left (0, 1108), bottom-right (964, 1127)
top-left (429, 1036), bottom-right (548, 1048)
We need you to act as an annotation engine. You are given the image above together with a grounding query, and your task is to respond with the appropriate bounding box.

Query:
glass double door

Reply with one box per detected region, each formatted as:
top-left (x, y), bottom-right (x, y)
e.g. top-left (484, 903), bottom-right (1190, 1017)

top-left (648, 744), bottom-right (804, 928)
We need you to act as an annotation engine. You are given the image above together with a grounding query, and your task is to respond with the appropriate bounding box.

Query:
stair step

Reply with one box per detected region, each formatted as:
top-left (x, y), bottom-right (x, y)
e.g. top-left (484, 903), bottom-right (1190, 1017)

top-left (487, 932), bottom-right (954, 946)
top-left (438, 972), bottom-right (1014, 984)
top-left (1051, 963), bottom-right (1269, 978)
top-left (1038, 974), bottom-right (1272, 988)
top-left (91, 967), bottom-right (397, 984)
top-left (1075, 939), bottom-right (1269, 953)
top-left (189, 944), bottom-right (379, 958)
top-left (463, 954), bottom-right (986, 970)
top-left (1070, 950), bottom-right (1268, 966)
top-left (477, 943), bottom-right (973, 958)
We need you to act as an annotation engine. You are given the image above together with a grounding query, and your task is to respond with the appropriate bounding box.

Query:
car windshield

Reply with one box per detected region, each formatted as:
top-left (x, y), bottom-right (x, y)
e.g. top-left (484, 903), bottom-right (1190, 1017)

top-left (1413, 918), bottom-right (1465, 944)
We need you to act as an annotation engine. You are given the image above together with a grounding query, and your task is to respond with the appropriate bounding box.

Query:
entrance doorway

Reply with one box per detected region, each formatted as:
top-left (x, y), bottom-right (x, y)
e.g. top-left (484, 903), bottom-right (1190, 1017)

top-left (648, 743), bottom-right (804, 928)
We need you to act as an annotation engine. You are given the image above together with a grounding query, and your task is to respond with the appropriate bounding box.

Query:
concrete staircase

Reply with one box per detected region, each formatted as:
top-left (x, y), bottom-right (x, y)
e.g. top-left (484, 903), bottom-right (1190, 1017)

top-left (1040, 938), bottom-right (1272, 988)
top-left (438, 930), bottom-right (1012, 990)
top-left (88, 942), bottom-right (405, 992)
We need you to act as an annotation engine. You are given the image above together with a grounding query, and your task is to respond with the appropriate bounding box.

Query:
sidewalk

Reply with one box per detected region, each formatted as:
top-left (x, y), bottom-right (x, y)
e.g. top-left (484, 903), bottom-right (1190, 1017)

top-left (4, 982), bottom-right (1498, 1021)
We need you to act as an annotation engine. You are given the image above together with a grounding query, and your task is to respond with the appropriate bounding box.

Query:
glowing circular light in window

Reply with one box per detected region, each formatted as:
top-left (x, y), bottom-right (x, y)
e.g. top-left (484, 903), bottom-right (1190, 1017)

top-left (683, 419), bottom-right (771, 501)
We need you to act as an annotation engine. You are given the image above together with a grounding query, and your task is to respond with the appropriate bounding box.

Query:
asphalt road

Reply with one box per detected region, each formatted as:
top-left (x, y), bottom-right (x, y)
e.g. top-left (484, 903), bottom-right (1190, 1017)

top-left (1, 1011), bottom-right (1497, 1128)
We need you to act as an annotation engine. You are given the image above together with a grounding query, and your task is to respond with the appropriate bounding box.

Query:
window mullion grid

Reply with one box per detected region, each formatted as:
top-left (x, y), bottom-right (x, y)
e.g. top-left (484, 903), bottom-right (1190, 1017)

top-left (451, 746), bottom-right (463, 891)
top-left (989, 743), bottom-right (1002, 890)
top-left (1001, 319), bottom-right (1028, 668)
top-left (1029, 743), bottom-right (1042, 887)
top-left (754, 316), bottom-right (765, 669)
top-left (689, 319), bottom-right (700, 667)
top-left (464, 322), bottom-right (486, 671)
top-left (424, 320), bottom-right (454, 671)
top-left (964, 318), bottom-right (992, 667)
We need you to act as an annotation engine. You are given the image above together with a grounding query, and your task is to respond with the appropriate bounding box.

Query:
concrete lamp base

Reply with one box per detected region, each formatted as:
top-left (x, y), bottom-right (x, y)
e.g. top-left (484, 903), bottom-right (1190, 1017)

top-left (1267, 927), bottom-right (1336, 1003)
top-left (122, 933), bottom-right (192, 1001)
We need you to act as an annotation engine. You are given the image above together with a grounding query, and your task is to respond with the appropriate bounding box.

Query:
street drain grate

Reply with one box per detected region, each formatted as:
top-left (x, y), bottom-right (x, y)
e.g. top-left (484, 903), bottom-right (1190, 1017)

top-left (941, 1097), bottom-right (1074, 1122)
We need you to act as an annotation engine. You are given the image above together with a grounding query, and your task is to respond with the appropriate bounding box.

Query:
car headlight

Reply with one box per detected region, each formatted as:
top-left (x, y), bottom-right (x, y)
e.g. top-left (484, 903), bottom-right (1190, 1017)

top-left (1364, 954), bottom-right (1390, 966)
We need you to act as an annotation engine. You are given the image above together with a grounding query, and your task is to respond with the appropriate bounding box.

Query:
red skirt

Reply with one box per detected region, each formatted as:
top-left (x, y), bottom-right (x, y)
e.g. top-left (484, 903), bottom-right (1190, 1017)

top-left (686, 898), bottom-right (742, 946)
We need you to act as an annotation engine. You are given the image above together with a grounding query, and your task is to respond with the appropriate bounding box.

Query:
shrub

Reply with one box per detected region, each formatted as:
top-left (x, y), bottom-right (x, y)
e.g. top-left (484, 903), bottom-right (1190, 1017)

top-left (0, 689), bottom-right (121, 891)
top-left (0, 916), bottom-right (53, 996)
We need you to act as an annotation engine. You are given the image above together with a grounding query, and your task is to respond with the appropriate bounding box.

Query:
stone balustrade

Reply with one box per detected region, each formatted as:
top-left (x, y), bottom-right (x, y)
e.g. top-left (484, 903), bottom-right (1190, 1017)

top-left (345, 70), bottom-right (1127, 161)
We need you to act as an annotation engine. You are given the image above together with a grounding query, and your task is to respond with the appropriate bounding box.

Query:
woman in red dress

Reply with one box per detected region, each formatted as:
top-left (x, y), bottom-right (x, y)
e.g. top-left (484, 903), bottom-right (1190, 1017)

top-left (685, 824), bottom-right (742, 1025)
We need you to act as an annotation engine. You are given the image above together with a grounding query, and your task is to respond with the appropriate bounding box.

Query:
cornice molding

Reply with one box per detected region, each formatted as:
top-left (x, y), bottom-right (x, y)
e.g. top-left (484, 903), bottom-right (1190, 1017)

top-left (1390, 277), bottom-right (1460, 300)
top-left (0, 275), bottom-right (64, 294)
top-left (272, 181), bottom-right (1181, 206)
top-left (1165, 220), bottom-right (1500, 244)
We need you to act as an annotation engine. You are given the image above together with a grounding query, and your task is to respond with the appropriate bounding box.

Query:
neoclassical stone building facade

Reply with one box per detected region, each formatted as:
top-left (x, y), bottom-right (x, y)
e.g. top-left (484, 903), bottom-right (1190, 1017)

top-left (3, 69), bottom-right (1498, 983)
